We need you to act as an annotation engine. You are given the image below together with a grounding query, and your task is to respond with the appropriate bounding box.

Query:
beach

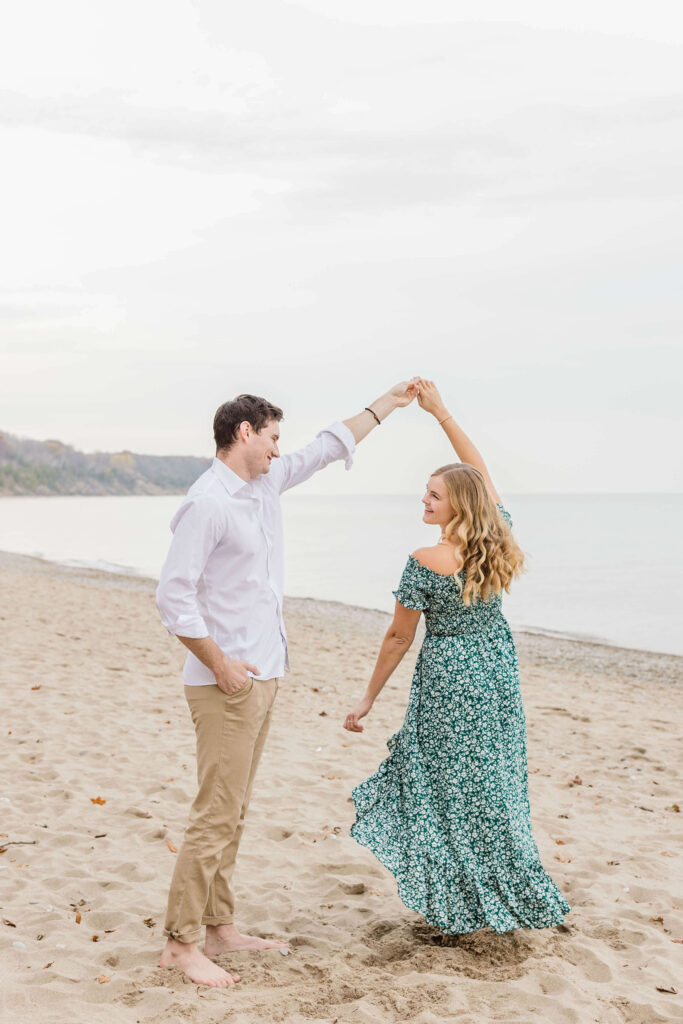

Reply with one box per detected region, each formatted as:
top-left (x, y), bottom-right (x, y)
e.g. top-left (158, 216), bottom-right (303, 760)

top-left (0, 550), bottom-right (681, 1024)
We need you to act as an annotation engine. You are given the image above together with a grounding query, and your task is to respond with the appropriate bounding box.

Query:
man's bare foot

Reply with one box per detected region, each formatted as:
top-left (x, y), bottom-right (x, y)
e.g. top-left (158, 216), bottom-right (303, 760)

top-left (160, 937), bottom-right (240, 986)
top-left (204, 923), bottom-right (290, 955)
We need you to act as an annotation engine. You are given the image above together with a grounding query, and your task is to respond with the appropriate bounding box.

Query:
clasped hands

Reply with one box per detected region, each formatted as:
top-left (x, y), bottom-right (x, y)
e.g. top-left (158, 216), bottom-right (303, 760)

top-left (391, 377), bottom-right (448, 418)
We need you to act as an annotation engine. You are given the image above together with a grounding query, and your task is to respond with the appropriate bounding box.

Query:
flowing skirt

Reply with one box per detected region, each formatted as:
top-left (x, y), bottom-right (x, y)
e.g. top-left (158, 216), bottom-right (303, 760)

top-left (351, 626), bottom-right (570, 933)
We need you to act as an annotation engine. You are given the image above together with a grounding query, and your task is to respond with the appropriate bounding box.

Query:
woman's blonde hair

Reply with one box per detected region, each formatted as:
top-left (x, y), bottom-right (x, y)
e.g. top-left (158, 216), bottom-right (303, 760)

top-left (432, 462), bottom-right (525, 605)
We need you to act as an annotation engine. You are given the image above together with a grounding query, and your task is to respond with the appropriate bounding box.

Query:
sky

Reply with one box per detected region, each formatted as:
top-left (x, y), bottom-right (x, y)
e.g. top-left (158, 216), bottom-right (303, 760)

top-left (1, 0), bottom-right (682, 494)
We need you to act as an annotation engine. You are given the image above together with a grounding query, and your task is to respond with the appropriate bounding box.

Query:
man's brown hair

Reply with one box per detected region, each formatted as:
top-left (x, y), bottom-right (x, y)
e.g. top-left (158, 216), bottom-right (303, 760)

top-left (213, 394), bottom-right (284, 452)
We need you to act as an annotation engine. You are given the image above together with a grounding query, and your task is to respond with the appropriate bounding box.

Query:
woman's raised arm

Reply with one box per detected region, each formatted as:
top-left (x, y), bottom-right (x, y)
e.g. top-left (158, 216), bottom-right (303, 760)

top-left (417, 378), bottom-right (502, 504)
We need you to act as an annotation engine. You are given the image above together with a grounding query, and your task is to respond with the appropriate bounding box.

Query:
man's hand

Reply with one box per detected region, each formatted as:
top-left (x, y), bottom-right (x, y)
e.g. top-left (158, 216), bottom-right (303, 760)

top-left (390, 378), bottom-right (420, 408)
top-left (214, 656), bottom-right (260, 695)
top-left (343, 377), bottom-right (421, 443)
top-left (416, 378), bottom-right (449, 419)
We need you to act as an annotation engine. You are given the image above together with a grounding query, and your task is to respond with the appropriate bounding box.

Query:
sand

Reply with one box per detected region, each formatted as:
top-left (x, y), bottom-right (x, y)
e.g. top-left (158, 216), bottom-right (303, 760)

top-left (0, 549), bottom-right (681, 1024)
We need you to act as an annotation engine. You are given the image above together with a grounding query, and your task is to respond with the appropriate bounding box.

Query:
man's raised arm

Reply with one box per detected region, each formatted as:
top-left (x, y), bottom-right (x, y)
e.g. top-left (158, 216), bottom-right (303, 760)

top-left (342, 379), bottom-right (419, 443)
top-left (273, 379), bottom-right (419, 493)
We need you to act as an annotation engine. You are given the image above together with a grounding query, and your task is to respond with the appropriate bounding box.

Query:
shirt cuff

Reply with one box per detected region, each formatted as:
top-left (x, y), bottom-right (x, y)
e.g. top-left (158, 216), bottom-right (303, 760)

top-left (163, 615), bottom-right (209, 639)
top-left (318, 420), bottom-right (356, 470)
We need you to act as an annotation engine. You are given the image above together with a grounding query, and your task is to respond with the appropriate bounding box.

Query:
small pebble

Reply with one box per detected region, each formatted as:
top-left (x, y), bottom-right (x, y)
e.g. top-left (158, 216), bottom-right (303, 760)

top-left (55, 943), bottom-right (66, 949)
top-left (28, 900), bottom-right (39, 905)
top-left (44, 905), bottom-right (54, 912)
top-left (279, 947), bottom-right (290, 956)
top-left (148, 797), bottom-right (161, 804)
top-left (12, 941), bottom-right (26, 950)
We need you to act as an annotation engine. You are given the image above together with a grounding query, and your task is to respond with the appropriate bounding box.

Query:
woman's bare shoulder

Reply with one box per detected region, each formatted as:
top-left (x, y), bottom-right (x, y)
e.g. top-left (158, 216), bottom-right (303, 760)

top-left (411, 545), bottom-right (454, 572)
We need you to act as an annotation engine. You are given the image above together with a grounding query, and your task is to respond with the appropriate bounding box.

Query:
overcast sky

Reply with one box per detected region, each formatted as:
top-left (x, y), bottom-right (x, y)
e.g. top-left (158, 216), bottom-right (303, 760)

top-left (1, 0), bottom-right (681, 494)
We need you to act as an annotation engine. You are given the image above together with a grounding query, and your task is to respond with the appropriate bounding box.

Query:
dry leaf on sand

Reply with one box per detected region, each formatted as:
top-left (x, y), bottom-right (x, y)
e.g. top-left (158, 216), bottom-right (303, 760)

top-left (167, 840), bottom-right (178, 854)
top-left (90, 796), bottom-right (106, 805)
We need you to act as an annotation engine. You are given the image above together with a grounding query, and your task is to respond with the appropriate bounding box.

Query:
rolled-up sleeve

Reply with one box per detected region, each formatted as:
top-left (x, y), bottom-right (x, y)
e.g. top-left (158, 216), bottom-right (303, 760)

top-left (155, 494), bottom-right (223, 638)
top-left (274, 420), bottom-right (356, 493)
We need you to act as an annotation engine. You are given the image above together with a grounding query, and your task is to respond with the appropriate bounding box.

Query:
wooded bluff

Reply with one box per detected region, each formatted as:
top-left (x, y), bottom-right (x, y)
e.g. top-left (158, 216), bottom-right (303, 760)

top-left (0, 432), bottom-right (210, 495)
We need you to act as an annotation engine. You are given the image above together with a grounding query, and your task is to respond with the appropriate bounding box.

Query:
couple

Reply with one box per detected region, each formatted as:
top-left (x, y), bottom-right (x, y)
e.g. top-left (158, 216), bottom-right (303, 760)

top-left (155, 378), bottom-right (569, 988)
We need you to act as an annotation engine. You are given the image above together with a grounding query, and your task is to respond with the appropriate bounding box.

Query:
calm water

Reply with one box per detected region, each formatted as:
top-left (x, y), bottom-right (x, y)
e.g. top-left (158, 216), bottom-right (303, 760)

top-left (0, 493), bottom-right (681, 656)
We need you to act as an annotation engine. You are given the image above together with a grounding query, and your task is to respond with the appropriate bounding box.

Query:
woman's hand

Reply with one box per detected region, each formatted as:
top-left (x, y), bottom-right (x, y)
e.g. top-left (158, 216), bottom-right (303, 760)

top-left (343, 696), bottom-right (374, 733)
top-left (417, 378), bottom-right (449, 419)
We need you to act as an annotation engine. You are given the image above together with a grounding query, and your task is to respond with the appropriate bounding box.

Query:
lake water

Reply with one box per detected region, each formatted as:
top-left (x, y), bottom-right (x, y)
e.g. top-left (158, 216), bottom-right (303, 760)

top-left (0, 492), bottom-right (681, 656)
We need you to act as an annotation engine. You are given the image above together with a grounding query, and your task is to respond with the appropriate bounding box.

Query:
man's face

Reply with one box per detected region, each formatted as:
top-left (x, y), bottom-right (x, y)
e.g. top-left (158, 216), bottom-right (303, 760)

top-left (245, 418), bottom-right (281, 476)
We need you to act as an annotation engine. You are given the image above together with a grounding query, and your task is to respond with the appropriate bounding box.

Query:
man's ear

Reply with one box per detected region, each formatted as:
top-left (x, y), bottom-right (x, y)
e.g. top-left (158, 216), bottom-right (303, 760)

top-left (238, 420), bottom-right (251, 443)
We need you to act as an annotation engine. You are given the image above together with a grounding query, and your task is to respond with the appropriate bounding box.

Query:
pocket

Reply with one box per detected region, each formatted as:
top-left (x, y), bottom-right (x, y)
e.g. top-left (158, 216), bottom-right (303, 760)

top-left (223, 676), bottom-right (255, 700)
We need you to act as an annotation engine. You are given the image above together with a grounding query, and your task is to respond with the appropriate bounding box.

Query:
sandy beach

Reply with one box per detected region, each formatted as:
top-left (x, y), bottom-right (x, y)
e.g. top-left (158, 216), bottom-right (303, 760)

top-left (0, 549), bottom-right (681, 1024)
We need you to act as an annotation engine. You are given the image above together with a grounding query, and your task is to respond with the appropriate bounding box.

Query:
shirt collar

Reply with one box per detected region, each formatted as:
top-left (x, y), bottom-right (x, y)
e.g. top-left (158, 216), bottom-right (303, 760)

top-left (211, 457), bottom-right (251, 496)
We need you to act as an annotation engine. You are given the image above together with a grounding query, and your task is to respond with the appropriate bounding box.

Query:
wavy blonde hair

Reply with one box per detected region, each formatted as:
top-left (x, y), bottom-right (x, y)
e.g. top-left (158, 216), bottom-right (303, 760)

top-left (433, 462), bottom-right (525, 605)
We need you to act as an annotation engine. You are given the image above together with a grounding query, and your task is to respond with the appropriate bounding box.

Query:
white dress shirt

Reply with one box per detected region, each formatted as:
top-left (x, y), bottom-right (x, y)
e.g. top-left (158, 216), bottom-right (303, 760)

top-left (156, 421), bottom-right (355, 685)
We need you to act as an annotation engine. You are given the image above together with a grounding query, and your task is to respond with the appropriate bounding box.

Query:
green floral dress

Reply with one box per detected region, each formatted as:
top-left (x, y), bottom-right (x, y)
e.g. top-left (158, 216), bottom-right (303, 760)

top-left (351, 506), bottom-right (570, 934)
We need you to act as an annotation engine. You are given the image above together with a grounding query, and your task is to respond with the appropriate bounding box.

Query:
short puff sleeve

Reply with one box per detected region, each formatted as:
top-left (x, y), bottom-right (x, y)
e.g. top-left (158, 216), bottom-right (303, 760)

top-left (392, 556), bottom-right (430, 611)
top-left (496, 503), bottom-right (513, 528)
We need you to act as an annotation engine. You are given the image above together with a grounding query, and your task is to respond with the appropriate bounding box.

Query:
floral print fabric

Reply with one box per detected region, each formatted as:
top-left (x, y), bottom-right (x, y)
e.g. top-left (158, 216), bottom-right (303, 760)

top-left (351, 505), bottom-right (570, 933)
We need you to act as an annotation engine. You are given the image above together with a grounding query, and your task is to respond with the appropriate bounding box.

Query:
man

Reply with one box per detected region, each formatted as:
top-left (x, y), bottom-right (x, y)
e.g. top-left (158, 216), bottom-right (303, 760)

top-left (156, 380), bottom-right (418, 987)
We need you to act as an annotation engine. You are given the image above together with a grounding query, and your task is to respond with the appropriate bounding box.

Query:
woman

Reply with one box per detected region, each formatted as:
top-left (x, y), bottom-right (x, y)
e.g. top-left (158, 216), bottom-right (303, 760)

top-left (344, 379), bottom-right (570, 934)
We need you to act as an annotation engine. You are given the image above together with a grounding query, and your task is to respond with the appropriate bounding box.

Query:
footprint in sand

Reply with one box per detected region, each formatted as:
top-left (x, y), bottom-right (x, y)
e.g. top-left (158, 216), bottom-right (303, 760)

top-left (340, 881), bottom-right (366, 895)
top-left (265, 826), bottom-right (293, 842)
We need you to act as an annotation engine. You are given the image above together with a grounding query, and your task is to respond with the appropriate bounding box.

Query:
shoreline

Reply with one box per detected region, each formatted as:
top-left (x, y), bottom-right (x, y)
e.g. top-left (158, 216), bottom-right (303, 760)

top-left (1, 547), bottom-right (680, 671)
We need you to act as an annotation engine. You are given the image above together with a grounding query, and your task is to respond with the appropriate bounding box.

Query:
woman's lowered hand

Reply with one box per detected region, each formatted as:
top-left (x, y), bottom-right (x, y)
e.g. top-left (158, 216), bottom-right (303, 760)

top-left (343, 696), bottom-right (374, 733)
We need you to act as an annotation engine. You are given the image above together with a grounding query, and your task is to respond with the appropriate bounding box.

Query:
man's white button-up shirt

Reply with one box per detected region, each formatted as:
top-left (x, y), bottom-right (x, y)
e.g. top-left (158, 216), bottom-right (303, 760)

top-left (156, 421), bottom-right (355, 686)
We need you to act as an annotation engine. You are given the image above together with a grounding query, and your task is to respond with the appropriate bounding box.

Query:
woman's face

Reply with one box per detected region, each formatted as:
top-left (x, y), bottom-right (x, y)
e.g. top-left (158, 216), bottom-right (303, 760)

top-left (422, 475), bottom-right (453, 529)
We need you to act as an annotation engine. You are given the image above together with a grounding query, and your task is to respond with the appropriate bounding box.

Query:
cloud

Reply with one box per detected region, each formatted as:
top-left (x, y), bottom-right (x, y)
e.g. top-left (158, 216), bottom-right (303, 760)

top-left (1, 8), bottom-right (682, 218)
top-left (1, 3), bottom-right (681, 492)
top-left (2, 79), bottom-right (682, 219)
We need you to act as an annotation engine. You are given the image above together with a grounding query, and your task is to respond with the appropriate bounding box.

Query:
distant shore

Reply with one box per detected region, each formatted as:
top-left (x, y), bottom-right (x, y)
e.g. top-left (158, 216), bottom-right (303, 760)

top-left (0, 430), bottom-right (209, 495)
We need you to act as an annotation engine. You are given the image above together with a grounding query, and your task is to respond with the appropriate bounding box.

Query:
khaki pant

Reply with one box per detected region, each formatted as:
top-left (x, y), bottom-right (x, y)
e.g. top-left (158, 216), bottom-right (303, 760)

top-left (164, 676), bottom-right (278, 944)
